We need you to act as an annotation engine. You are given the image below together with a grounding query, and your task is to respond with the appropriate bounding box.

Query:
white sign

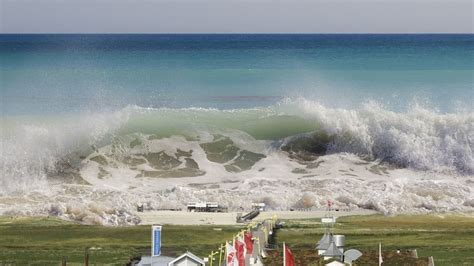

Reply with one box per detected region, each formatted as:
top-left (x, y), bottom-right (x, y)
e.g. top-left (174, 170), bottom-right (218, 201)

top-left (321, 217), bottom-right (336, 224)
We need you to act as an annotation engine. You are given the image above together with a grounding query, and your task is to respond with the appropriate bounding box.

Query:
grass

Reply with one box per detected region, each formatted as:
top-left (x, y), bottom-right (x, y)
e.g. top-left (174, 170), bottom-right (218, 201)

top-left (0, 214), bottom-right (473, 265)
top-left (0, 216), bottom-right (240, 265)
top-left (275, 214), bottom-right (474, 266)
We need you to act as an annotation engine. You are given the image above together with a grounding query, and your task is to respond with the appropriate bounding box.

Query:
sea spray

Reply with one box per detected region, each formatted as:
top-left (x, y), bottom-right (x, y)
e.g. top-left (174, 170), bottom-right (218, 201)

top-left (0, 111), bottom-right (129, 194)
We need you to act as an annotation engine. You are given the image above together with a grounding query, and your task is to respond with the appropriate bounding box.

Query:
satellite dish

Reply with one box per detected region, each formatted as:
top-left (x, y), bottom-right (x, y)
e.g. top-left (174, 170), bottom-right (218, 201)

top-left (344, 249), bottom-right (362, 263)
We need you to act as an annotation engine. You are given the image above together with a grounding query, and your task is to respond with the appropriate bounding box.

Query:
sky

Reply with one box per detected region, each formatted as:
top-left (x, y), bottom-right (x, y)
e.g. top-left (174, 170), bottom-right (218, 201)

top-left (1, 0), bottom-right (473, 33)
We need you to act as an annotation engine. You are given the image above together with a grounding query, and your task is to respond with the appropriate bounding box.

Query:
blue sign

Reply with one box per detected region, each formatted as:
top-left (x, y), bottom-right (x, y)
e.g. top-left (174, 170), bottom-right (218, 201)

top-left (152, 225), bottom-right (162, 257)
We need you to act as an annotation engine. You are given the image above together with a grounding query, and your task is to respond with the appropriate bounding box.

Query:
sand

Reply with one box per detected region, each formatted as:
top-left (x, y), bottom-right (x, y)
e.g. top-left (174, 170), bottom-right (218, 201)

top-left (138, 211), bottom-right (238, 225)
top-left (137, 209), bottom-right (378, 225)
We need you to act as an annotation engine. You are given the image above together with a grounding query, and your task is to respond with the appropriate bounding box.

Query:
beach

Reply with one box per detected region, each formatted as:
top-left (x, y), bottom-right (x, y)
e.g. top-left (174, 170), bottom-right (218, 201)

top-left (137, 209), bottom-right (378, 225)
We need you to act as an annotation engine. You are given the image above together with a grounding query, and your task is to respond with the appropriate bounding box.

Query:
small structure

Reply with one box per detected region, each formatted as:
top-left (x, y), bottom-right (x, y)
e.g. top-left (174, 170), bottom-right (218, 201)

top-left (332, 235), bottom-right (345, 253)
top-left (325, 261), bottom-right (345, 266)
top-left (236, 209), bottom-right (260, 223)
top-left (316, 200), bottom-right (361, 264)
top-left (316, 233), bottom-right (332, 255)
top-left (186, 202), bottom-right (227, 212)
top-left (133, 256), bottom-right (175, 266)
top-left (343, 249), bottom-right (363, 266)
top-left (316, 205), bottom-right (337, 255)
top-left (252, 202), bottom-right (266, 211)
top-left (133, 252), bottom-right (205, 266)
top-left (168, 251), bottom-right (205, 266)
top-left (322, 241), bottom-right (343, 261)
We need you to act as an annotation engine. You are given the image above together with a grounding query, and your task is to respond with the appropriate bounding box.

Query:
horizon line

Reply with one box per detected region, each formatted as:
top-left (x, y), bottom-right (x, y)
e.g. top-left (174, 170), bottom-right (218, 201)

top-left (1, 32), bottom-right (473, 35)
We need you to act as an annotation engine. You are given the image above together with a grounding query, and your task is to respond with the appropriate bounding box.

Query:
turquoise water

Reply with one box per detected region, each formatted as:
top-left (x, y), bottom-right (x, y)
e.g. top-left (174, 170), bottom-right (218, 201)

top-left (1, 34), bottom-right (473, 114)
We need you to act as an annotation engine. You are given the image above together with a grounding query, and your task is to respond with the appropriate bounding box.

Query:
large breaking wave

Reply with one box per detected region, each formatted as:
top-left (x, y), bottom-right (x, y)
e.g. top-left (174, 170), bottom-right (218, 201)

top-left (1, 98), bottom-right (473, 223)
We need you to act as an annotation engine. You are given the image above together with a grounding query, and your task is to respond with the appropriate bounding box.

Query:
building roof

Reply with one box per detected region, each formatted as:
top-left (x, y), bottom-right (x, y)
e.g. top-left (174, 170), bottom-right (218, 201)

top-left (322, 241), bottom-right (343, 257)
top-left (168, 251), bottom-right (205, 266)
top-left (325, 261), bottom-right (345, 266)
top-left (136, 255), bottom-right (175, 266)
top-left (316, 233), bottom-right (332, 250)
top-left (317, 233), bottom-right (328, 245)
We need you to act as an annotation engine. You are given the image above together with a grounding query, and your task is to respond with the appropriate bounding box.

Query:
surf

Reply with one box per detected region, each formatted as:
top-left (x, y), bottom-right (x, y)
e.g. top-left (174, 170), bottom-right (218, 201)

top-left (0, 98), bottom-right (472, 223)
top-left (1, 98), bottom-right (472, 193)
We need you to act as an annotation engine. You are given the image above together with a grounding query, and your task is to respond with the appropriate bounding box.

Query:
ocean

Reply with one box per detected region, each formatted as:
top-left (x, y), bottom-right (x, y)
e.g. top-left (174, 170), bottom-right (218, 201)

top-left (1, 34), bottom-right (473, 224)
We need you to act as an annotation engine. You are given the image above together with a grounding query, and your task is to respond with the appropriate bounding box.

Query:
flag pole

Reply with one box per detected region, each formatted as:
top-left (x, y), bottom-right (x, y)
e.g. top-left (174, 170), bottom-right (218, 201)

top-left (218, 244), bottom-right (223, 266)
top-left (379, 242), bottom-right (383, 266)
top-left (255, 237), bottom-right (261, 259)
top-left (209, 250), bottom-right (219, 266)
top-left (283, 242), bottom-right (286, 266)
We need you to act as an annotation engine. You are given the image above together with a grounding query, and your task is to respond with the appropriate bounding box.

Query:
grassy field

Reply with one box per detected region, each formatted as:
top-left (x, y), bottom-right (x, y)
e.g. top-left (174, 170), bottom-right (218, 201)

top-left (275, 214), bottom-right (474, 266)
top-left (0, 216), bottom-right (240, 265)
top-left (0, 214), bottom-right (473, 265)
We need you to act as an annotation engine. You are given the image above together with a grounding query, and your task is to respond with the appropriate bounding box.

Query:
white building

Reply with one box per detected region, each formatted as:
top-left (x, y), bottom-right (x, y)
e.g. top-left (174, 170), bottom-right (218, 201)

top-left (134, 252), bottom-right (204, 266)
top-left (134, 255), bottom-right (175, 266)
top-left (168, 252), bottom-right (205, 266)
top-left (325, 261), bottom-right (346, 266)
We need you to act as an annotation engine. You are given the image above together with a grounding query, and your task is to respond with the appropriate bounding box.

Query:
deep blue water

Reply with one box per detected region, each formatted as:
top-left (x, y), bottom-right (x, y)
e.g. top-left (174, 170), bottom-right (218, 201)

top-left (1, 34), bottom-right (473, 114)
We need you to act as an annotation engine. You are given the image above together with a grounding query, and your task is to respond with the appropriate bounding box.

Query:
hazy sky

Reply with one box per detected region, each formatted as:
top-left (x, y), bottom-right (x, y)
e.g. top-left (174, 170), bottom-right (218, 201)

top-left (1, 0), bottom-right (473, 33)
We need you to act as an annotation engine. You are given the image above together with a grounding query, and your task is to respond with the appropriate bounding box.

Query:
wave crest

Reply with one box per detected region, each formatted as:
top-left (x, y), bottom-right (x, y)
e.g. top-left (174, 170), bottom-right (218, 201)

top-left (282, 98), bottom-right (473, 173)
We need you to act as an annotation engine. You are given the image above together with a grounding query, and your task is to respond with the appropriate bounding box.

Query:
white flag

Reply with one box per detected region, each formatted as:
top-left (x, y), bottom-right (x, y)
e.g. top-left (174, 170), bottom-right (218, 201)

top-left (226, 242), bottom-right (238, 266)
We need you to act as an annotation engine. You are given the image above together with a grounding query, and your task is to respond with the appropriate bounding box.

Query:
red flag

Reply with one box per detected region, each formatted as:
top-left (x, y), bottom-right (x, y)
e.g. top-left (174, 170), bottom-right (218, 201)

top-left (284, 243), bottom-right (295, 266)
top-left (244, 232), bottom-right (254, 255)
top-left (234, 238), bottom-right (245, 266)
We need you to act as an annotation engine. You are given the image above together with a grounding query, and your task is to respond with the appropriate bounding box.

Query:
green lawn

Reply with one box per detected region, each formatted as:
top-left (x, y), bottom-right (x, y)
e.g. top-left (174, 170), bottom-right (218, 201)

top-left (0, 216), bottom-right (240, 265)
top-left (0, 214), bottom-right (473, 265)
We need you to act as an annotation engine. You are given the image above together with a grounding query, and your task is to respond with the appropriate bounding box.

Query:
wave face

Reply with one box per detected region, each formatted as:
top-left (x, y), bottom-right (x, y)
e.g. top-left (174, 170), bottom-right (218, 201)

top-left (2, 98), bottom-right (472, 195)
top-left (115, 99), bottom-right (472, 174)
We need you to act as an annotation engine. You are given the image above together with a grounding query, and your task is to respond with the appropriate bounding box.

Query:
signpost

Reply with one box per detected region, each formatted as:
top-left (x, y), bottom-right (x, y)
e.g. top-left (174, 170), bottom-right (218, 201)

top-left (152, 225), bottom-right (162, 257)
